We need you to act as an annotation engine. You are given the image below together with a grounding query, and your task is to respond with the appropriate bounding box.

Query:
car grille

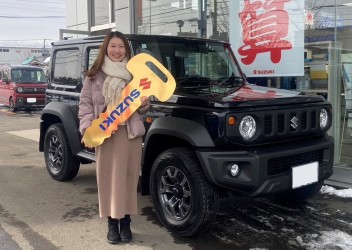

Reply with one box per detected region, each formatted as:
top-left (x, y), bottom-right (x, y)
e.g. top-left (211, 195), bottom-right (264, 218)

top-left (263, 108), bottom-right (320, 136)
top-left (225, 105), bottom-right (330, 145)
top-left (267, 150), bottom-right (324, 176)
top-left (23, 87), bottom-right (46, 94)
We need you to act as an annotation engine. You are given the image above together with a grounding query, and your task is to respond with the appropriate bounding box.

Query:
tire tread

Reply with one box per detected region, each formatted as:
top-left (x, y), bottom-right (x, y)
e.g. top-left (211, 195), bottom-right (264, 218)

top-left (150, 147), bottom-right (219, 236)
top-left (44, 123), bottom-right (80, 181)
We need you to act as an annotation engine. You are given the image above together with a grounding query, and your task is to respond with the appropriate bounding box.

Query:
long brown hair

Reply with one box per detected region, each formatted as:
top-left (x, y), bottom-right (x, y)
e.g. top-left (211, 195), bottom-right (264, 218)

top-left (86, 31), bottom-right (131, 77)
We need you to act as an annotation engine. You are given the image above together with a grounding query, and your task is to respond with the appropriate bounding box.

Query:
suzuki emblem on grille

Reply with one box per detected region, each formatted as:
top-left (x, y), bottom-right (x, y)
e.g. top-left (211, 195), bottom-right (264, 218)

top-left (34, 88), bottom-right (37, 91)
top-left (290, 115), bottom-right (299, 130)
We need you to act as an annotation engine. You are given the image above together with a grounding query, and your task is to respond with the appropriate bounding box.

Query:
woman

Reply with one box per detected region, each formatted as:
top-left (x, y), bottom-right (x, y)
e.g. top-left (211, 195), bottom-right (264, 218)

top-left (78, 31), bottom-right (150, 244)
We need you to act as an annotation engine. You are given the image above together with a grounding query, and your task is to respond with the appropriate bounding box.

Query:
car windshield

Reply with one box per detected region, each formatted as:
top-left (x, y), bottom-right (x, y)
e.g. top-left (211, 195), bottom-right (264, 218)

top-left (132, 39), bottom-right (245, 97)
top-left (11, 68), bottom-right (46, 83)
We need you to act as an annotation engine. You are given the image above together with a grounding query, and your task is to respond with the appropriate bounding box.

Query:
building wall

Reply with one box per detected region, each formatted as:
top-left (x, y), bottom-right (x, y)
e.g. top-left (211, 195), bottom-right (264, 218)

top-left (0, 47), bottom-right (49, 65)
top-left (115, 0), bottom-right (132, 34)
top-left (64, 0), bottom-right (352, 166)
top-left (65, 0), bottom-right (89, 38)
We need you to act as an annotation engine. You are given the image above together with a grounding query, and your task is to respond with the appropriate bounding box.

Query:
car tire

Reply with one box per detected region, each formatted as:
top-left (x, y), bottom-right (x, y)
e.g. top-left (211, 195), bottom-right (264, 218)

top-left (44, 123), bottom-right (80, 181)
top-left (9, 97), bottom-right (18, 112)
top-left (275, 180), bottom-right (324, 203)
top-left (150, 147), bottom-right (219, 236)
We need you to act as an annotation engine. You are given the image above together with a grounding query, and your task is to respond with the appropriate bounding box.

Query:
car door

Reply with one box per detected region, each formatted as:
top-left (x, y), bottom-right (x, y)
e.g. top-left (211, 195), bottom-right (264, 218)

top-left (1, 69), bottom-right (14, 105)
top-left (0, 69), bottom-right (9, 104)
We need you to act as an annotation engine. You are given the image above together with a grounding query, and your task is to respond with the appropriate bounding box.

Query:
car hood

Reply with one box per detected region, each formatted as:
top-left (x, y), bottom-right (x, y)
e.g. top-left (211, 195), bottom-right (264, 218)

top-left (172, 84), bottom-right (326, 108)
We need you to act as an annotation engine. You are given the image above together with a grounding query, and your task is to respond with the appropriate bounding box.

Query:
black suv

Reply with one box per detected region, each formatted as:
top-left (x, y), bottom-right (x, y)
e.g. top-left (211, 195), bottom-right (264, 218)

top-left (39, 34), bottom-right (334, 236)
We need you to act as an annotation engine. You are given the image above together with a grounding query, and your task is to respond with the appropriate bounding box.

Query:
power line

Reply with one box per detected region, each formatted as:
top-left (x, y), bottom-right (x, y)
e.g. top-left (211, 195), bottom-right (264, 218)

top-left (0, 3), bottom-right (65, 9)
top-left (0, 15), bottom-right (65, 19)
top-left (0, 0), bottom-right (65, 6)
top-left (0, 2), bottom-right (65, 14)
top-left (2, 0), bottom-right (65, 3)
top-left (0, 39), bottom-right (54, 42)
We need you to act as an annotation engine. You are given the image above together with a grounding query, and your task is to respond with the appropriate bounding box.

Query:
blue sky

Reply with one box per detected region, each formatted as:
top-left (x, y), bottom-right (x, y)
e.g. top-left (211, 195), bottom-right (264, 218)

top-left (0, 0), bottom-right (66, 48)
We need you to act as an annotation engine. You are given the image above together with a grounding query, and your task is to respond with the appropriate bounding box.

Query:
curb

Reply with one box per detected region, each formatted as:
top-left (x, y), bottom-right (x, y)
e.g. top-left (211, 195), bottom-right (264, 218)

top-left (325, 165), bottom-right (352, 189)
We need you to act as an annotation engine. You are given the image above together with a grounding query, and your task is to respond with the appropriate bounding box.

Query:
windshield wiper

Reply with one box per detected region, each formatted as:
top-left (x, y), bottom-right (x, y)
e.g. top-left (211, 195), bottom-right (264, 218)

top-left (177, 76), bottom-right (211, 85)
top-left (218, 75), bottom-right (244, 85)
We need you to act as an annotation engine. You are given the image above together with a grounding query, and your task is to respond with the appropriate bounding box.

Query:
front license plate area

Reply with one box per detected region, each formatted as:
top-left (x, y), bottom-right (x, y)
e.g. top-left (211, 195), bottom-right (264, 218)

top-left (27, 98), bottom-right (36, 103)
top-left (292, 161), bottom-right (318, 189)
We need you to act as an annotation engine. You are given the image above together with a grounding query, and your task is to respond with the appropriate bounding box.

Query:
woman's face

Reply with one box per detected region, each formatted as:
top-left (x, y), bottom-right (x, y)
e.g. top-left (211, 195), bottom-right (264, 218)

top-left (107, 37), bottom-right (126, 62)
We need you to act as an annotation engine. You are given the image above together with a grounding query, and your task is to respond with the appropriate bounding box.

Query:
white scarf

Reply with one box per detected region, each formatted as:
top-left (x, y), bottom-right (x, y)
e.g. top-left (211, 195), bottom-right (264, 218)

top-left (102, 56), bottom-right (132, 108)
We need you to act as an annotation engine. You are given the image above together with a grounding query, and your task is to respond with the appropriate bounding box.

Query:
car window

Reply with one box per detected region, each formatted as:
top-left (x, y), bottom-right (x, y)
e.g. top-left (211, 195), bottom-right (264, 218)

top-left (88, 47), bottom-right (99, 70)
top-left (1, 69), bottom-right (10, 82)
top-left (52, 48), bottom-right (81, 86)
top-left (11, 69), bottom-right (46, 83)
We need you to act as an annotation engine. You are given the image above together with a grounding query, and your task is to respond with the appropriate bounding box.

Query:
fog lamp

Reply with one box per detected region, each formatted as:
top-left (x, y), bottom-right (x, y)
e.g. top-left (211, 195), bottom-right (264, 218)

top-left (228, 163), bottom-right (240, 177)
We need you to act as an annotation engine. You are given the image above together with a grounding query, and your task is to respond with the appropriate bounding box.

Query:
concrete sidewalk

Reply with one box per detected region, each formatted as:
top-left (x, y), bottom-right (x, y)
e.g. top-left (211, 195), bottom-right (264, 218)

top-left (325, 165), bottom-right (352, 189)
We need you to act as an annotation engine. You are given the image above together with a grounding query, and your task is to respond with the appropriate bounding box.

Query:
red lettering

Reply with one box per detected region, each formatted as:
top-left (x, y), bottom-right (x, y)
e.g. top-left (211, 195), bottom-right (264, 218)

top-left (238, 0), bottom-right (292, 65)
top-left (232, 86), bottom-right (280, 101)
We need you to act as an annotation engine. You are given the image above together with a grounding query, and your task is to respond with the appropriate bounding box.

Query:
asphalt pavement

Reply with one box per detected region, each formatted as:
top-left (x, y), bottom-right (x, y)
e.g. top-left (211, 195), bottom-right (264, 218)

top-left (1, 108), bottom-right (352, 250)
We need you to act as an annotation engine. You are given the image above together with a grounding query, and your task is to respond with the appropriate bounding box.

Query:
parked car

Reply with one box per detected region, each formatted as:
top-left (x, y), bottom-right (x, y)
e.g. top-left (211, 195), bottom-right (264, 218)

top-left (39, 34), bottom-right (334, 236)
top-left (0, 65), bottom-right (47, 111)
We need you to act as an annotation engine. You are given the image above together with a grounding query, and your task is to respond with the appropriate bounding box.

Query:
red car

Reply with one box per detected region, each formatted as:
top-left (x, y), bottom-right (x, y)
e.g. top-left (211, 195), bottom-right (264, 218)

top-left (0, 65), bottom-right (48, 111)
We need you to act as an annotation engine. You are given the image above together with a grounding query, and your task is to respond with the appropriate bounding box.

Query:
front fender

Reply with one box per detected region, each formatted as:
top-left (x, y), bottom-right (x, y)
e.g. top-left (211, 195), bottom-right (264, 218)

top-left (141, 117), bottom-right (215, 195)
top-left (144, 117), bottom-right (215, 148)
top-left (39, 102), bottom-right (81, 155)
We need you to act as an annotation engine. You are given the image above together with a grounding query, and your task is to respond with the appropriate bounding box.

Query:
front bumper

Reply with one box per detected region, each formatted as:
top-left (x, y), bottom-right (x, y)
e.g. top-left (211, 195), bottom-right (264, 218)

top-left (15, 96), bottom-right (46, 108)
top-left (196, 135), bottom-right (334, 197)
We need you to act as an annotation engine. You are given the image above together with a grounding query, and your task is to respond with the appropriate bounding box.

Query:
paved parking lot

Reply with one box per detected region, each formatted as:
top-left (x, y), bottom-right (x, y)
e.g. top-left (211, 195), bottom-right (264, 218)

top-left (1, 108), bottom-right (352, 250)
top-left (0, 110), bottom-right (192, 250)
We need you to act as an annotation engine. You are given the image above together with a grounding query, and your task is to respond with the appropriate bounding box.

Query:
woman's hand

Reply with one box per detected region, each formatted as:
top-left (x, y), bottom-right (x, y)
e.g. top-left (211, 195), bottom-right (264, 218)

top-left (140, 96), bottom-right (150, 108)
top-left (81, 137), bottom-right (93, 149)
top-left (137, 96), bottom-right (151, 115)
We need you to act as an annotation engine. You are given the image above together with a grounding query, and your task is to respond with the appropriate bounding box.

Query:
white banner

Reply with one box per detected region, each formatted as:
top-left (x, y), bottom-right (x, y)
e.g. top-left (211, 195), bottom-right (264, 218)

top-left (230, 0), bottom-right (304, 77)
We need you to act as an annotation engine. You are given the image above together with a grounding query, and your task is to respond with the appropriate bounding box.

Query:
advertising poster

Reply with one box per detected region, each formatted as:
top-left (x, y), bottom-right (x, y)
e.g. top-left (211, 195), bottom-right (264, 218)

top-left (230, 0), bottom-right (305, 77)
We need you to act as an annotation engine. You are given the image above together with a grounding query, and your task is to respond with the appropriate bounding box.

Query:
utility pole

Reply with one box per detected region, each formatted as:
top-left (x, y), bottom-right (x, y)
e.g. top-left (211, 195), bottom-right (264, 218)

top-left (213, 0), bottom-right (218, 39)
top-left (198, 0), bottom-right (207, 38)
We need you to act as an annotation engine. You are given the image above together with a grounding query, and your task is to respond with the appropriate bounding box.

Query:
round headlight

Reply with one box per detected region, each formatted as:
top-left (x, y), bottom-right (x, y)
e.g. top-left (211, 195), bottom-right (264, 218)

top-left (17, 87), bottom-right (24, 93)
top-left (320, 108), bottom-right (328, 129)
top-left (239, 115), bottom-right (256, 140)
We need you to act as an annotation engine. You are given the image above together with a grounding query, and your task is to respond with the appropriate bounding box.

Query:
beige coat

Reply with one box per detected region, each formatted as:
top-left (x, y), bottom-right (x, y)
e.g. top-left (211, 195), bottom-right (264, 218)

top-left (78, 71), bottom-right (149, 219)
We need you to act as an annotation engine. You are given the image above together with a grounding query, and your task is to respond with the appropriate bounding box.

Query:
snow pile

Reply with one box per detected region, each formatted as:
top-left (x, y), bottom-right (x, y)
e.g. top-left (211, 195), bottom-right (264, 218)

top-left (320, 185), bottom-right (352, 198)
top-left (296, 230), bottom-right (352, 250)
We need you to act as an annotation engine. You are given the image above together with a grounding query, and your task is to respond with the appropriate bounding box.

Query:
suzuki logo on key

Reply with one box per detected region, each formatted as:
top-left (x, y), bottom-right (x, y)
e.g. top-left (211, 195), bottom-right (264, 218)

top-left (139, 78), bottom-right (151, 90)
top-left (290, 115), bottom-right (299, 130)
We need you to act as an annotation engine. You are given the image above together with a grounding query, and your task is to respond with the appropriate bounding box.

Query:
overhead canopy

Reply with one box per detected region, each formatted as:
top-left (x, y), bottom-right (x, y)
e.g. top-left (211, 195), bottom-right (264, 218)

top-left (42, 56), bottom-right (50, 65)
top-left (22, 56), bottom-right (41, 65)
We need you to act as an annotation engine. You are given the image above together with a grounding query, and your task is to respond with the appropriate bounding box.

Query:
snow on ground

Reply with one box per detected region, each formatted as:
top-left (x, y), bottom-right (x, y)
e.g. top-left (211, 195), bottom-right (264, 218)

top-left (296, 230), bottom-right (352, 250)
top-left (320, 185), bottom-right (352, 198)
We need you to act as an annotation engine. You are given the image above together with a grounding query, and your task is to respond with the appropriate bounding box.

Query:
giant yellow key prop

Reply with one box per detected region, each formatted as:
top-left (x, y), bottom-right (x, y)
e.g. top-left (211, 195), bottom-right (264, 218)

top-left (82, 53), bottom-right (176, 147)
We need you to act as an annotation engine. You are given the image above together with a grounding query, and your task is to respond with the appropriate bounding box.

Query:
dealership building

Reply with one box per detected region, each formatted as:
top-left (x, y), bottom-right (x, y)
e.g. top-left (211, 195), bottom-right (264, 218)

top-left (62, 0), bottom-right (352, 169)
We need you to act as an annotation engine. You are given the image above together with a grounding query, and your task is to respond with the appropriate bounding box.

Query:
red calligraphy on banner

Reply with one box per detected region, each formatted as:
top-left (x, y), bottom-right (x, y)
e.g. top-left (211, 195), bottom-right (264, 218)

top-left (231, 85), bottom-right (280, 101)
top-left (238, 0), bottom-right (292, 65)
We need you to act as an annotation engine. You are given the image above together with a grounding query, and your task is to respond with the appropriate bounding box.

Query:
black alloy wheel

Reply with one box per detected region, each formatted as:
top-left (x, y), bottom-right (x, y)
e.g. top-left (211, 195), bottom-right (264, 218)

top-left (150, 147), bottom-right (219, 236)
top-left (159, 165), bottom-right (192, 221)
top-left (44, 123), bottom-right (80, 181)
